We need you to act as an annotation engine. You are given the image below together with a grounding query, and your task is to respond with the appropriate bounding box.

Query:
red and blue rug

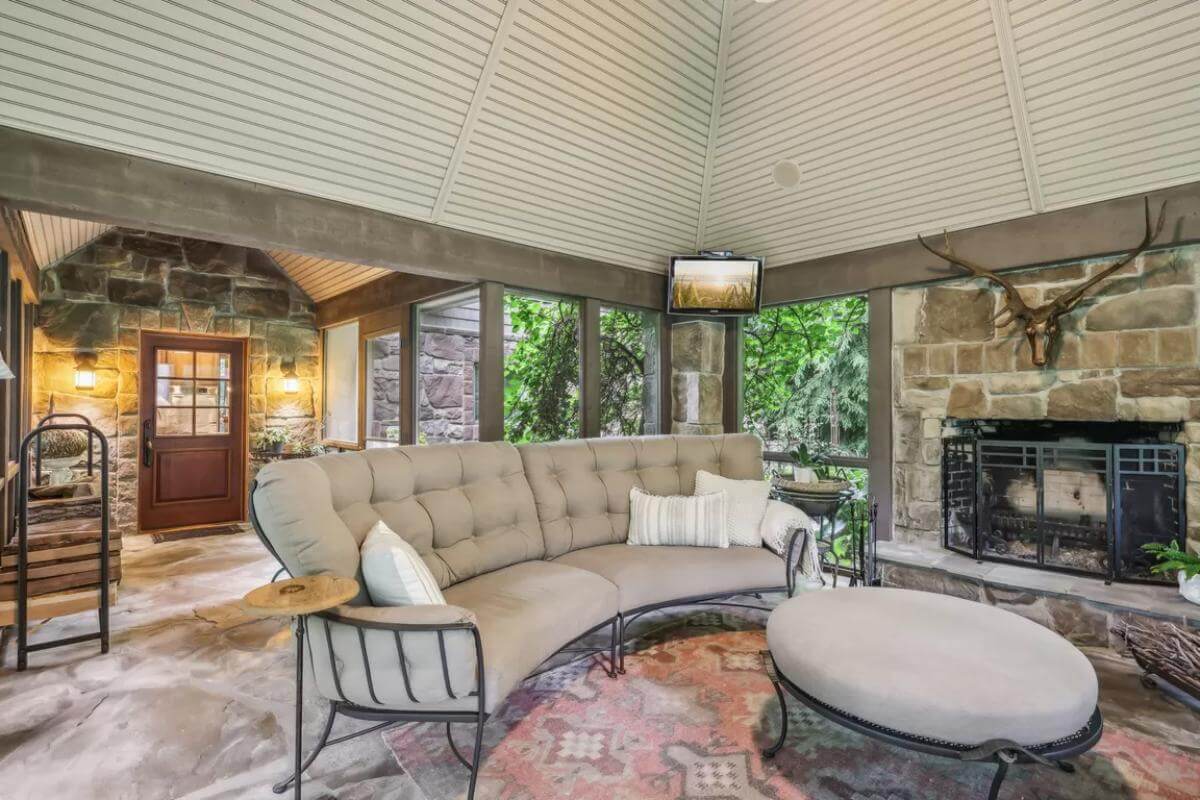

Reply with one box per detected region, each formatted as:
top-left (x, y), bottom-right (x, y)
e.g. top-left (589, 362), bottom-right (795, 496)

top-left (384, 611), bottom-right (1200, 799)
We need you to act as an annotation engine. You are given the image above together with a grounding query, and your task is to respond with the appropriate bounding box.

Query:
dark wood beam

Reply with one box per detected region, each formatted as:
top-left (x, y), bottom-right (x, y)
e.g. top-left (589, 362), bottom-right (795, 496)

top-left (762, 181), bottom-right (1200, 304)
top-left (316, 271), bottom-right (465, 329)
top-left (581, 298), bottom-right (601, 438)
top-left (867, 288), bottom-right (893, 543)
top-left (477, 282), bottom-right (505, 442)
top-left (0, 126), bottom-right (665, 310)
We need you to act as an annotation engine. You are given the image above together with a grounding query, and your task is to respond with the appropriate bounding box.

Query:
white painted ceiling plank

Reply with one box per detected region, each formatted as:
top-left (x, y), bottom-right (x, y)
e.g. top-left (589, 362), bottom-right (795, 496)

top-left (432, 0), bottom-right (524, 222)
top-left (695, 0), bottom-right (732, 249)
top-left (988, 0), bottom-right (1045, 212)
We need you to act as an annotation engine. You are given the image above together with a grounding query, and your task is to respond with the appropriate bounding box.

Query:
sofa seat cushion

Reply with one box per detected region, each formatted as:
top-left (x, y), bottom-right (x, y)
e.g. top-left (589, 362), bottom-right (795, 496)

top-left (444, 560), bottom-right (619, 712)
top-left (554, 543), bottom-right (785, 612)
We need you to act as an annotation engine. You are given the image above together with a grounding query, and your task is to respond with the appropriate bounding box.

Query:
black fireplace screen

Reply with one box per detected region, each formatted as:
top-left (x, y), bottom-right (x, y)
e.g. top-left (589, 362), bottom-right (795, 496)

top-left (943, 436), bottom-right (1185, 583)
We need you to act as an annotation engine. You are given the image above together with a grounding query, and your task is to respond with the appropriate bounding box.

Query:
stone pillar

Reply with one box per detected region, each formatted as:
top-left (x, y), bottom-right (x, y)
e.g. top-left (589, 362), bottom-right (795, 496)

top-left (670, 320), bottom-right (724, 435)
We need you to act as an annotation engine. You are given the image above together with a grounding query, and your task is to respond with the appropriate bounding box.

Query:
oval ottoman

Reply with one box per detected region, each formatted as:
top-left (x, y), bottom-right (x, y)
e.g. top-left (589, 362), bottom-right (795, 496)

top-left (762, 588), bottom-right (1102, 799)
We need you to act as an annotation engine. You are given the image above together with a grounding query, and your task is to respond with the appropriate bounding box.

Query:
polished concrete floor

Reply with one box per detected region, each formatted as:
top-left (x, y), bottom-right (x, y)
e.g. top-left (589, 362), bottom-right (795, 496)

top-left (1, 531), bottom-right (1197, 800)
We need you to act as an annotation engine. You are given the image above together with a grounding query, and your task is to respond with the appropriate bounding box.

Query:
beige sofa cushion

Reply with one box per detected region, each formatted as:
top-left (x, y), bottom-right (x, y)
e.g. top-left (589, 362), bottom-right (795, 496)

top-left (554, 543), bottom-right (785, 612)
top-left (444, 560), bottom-right (619, 712)
top-left (252, 441), bottom-right (545, 593)
top-left (520, 433), bottom-right (764, 558)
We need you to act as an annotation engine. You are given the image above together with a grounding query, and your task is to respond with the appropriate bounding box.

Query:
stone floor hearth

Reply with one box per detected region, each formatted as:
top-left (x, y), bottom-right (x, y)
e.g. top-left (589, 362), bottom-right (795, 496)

top-left (2, 532), bottom-right (1198, 799)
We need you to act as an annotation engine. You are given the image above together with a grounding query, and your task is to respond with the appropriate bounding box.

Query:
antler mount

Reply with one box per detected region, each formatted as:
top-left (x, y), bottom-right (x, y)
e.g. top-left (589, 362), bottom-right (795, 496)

top-left (916, 197), bottom-right (1167, 367)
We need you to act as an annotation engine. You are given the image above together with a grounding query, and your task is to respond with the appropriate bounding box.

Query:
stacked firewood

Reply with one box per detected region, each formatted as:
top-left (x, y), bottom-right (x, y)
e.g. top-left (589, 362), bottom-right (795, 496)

top-left (1112, 620), bottom-right (1200, 702)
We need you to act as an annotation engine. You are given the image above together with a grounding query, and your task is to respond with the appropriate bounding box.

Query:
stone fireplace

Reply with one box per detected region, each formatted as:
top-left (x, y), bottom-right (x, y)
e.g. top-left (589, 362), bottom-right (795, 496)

top-left (942, 419), bottom-right (1184, 582)
top-left (892, 242), bottom-right (1200, 560)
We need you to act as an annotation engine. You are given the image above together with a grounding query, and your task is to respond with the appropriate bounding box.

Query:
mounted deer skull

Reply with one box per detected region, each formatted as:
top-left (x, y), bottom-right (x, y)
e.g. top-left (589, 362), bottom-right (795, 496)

top-left (917, 197), bottom-right (1167, 367)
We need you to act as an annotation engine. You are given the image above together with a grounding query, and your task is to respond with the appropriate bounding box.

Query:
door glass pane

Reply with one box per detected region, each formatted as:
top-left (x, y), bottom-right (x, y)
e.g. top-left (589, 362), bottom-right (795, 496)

top-left (194, 380), bottom-right (227, 407)
top-left (156, 408), bottom-right (193, 436)
top-left (196, 351), bottom-right (230, 379)
top-left (415, 290), bottom-right (481, 444)
top-left (157, 379), bottom-right (194, 407)
top-left (195, 408), bottom-right (228, 435)
top-left (156, 349), bottom-right (194, 378)
top-left (366, 331), bottom-right (402, 448)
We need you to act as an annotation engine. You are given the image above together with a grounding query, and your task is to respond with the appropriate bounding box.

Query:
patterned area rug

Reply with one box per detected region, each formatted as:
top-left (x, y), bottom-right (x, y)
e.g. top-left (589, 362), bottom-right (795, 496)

top-left (384, 611), bottom-right (1200, 800)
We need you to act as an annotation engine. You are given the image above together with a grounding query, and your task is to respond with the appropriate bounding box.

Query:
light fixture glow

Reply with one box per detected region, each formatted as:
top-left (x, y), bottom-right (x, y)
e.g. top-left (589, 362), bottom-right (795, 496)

top-left (282, 359), bottom-right (300, 394)
top-left (74, 352), bottom-right (98, 391)
top-left (772, 159), bottom-right (802, 189)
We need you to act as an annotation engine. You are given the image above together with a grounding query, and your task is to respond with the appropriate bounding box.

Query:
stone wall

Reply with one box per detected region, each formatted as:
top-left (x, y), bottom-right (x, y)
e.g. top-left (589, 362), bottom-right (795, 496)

top-left (35, 229), bottom-right (319, 534)
top-left (417, 328), bottom-right (480, 443)
top-left (670, 320), bottom-right (724, 435)
top-left (892, 244), bottom-right (1200, 549)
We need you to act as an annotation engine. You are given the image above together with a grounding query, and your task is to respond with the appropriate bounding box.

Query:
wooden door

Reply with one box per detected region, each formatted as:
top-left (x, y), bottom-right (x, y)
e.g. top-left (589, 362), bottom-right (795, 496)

top-left (138, 333), bottom-right (246, 531)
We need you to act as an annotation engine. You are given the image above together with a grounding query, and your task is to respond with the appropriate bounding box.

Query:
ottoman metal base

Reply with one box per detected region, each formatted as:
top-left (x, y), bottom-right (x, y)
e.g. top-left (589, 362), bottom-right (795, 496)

top-left (761, 655), bottom-right (1103, 800)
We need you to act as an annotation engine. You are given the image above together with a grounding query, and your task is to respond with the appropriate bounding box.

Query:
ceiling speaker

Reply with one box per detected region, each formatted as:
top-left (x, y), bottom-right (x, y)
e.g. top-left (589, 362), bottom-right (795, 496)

top-left (772, 160), bottom-right (802, 189)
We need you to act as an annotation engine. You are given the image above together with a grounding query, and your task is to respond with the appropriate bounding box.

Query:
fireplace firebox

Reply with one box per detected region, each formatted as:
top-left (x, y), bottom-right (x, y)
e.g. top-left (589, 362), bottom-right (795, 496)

top-left (942, 420), bottom-right (1185, 584)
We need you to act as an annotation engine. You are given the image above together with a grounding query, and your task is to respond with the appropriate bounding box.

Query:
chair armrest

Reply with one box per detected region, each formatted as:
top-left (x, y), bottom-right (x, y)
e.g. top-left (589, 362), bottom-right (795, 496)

top-left (320, 603), bottom-right (478, 631)
top-left (307, 604), bottom-right (482, 707)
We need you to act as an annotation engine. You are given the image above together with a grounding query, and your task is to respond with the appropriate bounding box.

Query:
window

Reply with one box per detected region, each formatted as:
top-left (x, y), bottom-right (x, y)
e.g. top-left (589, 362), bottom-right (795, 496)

top-left (599, 306), bottom-right (660, 436)
top-left (365, 330), bottom-right (402, 448)
top-left (322, 321), bottom-right (360, 446)
top-left (742, 295), bottom-right (868, 456)
top-left (504, 292), bottom-right (580, 443)
top-left (154, 349), bottom-right (231, 436)
top-left (415, 289), bottom-right (480, 444)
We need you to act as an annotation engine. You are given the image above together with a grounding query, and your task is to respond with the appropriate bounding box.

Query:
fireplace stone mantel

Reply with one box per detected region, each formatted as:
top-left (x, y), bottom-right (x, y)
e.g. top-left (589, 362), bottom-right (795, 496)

top-left (891, 243), bottom-right (1200, 551)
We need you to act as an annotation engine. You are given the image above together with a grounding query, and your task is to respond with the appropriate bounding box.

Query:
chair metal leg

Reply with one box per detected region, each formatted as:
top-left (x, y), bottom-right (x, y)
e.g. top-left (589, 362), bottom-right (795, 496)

top-left (607, 617), bottom-right (619, 678)
top-left (761, 678), bottom-right (789, 758)
top-left (617, 614), bottom-right (626, 674)
top-left (466, 712), bottom-right (485, 800)
top-left (986, 754), bottom-right (1013, 800)
top-left (273, 623), bottom-right (337, 796)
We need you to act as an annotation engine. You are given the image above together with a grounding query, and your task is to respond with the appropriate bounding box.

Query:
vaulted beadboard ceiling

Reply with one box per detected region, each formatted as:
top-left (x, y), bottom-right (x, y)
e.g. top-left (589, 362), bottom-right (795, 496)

top-left (17, 206), bottom-right (383, 302)
top-left (1, 0), bottom-right (1197, 275)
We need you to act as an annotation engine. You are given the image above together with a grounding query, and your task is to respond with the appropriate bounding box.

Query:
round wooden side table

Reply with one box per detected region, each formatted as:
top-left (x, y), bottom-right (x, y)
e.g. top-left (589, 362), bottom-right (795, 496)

top-left (244, 575), bottom-right (359, 799)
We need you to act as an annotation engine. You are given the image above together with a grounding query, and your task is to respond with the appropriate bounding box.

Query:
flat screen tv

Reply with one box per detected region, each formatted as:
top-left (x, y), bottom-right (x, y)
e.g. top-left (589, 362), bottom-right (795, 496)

top-left (667, 254), bottom-right (764, 315)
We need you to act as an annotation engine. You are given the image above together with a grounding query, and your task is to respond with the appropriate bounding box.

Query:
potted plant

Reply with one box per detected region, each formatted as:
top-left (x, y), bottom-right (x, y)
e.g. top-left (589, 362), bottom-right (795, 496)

top-left (254, 428), bottom-right (291, 455)
top-left (38, 428), bottom-right (88, 485)
top-left (781, 442), bottom-right (852, 495)
top-left (1142, 540), bottom-right (1200, 605)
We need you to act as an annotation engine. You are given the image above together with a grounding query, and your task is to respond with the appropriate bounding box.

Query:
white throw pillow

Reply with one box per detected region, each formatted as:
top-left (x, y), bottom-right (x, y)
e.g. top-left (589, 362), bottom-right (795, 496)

top-left (360, 520), bottom-right (446, 606)
top-left (694, 470), bottom-right (771, 547)
top-left (759, 499), bottom-right (815, 556)
top-left (627, 487), bottom-right (728, 548)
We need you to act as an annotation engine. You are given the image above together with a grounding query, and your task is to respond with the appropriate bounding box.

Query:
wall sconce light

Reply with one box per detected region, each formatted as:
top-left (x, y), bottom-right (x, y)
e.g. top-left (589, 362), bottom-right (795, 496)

top-left (0, 353), bottom-right (13, 381)
top-left (281, 359), bottom-right (299, 394)
top-left (74, 352), bottom-right (98, 391)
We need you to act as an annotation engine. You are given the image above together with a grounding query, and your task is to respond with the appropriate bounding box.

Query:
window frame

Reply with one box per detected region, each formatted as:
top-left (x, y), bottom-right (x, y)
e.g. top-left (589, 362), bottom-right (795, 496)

top-left (362, 324), bottom-right (405, 449)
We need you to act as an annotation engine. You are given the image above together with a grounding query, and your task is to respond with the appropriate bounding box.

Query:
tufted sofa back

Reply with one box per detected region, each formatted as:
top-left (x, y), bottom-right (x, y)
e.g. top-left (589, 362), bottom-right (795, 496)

top-left (518, 434), bottom-right (763, 558)
top-left (251, 434), bottom-right (764, 598)
top-left (251, 441), bottom-right (545, 596)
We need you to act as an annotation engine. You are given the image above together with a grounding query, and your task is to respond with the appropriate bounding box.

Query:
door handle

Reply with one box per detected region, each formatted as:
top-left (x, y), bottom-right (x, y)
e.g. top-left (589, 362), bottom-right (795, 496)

top-left (142, 420), bottom-right (154, 467)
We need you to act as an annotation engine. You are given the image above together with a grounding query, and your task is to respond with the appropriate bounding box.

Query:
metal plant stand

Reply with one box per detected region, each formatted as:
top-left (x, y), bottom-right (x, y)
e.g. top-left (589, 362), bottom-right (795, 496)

top-left (15, 420), bottom-right (111, 671)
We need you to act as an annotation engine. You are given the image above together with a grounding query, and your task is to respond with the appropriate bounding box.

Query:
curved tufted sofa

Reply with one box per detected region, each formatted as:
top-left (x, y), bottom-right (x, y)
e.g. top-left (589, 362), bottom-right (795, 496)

top-left (250, 433), bottom-right (792, 798)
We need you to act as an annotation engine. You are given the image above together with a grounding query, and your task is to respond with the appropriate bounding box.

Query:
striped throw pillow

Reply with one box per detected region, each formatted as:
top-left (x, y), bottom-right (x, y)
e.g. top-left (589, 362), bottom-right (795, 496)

top-left (360, 520), bottom-right (446, 606)
top-left (627, 487), bottom-right (728, 548)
